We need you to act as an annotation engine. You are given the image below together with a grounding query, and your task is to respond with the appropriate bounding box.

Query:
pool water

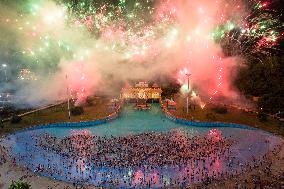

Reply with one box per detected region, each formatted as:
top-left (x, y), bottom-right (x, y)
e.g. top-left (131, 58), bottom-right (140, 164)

top-left (3, 104), bottom-right (283, 188)
top-left (29, 104), bottom-right (209, 137)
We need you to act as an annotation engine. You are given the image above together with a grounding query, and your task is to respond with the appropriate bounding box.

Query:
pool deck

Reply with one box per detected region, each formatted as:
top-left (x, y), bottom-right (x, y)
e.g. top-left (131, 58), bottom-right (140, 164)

top-left (1, 102), bottom-right (284, 188)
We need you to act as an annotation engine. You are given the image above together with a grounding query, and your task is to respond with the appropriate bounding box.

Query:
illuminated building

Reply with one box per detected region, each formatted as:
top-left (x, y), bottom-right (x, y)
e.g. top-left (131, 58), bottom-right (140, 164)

top-left (120, 81), bottom-right (162, 102)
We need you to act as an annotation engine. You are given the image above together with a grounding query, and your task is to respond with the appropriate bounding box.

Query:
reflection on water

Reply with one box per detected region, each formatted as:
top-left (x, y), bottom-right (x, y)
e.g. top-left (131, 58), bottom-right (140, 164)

top-left (208, 128), bottom-right (223, 142)
top-left (4, 104), bottom-right (282, 188)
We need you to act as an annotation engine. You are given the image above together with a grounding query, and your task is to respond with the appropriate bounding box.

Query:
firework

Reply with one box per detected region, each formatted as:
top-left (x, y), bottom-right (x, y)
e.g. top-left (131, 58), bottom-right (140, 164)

top-left (0, 0), bottom-right (282, 105)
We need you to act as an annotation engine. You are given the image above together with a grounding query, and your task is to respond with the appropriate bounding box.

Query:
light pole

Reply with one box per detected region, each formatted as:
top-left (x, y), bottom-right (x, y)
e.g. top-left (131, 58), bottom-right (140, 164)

top-left (66, 74), bottom-right (71, 120)
top-left (185, 73), bottom-right (191, 114)
top-left (2, 64), bottom-right (7, 82)
top-left (0, 94), bottom-right (3, 108)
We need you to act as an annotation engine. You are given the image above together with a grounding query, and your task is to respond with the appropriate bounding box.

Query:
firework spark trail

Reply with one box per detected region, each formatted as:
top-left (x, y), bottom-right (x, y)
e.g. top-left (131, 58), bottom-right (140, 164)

top-left (0, 0), bottom-right (282, 107)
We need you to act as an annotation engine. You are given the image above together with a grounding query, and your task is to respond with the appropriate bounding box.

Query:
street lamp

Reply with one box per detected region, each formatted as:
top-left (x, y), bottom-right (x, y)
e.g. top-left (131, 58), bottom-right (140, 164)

top-left (66, 74), bottom-right (71, 120)
top-left (0, 94), bottom-right (3, 108)
top-left (185, 73), bottom-right (191, 114)
top-left (2, 64), bottom-right (7, 82)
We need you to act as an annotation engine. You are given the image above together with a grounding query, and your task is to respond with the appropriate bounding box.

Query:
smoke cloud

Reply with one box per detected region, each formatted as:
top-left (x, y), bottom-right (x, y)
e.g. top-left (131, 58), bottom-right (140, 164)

top-left (0, 0), bottom-right (249, 108)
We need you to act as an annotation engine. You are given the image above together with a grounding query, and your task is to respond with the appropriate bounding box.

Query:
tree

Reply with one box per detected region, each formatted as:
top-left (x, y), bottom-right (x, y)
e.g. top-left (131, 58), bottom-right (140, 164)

top-left (258, 111), bottom-right (268, 122)
top-left (0, 120), bottom-right (4, 129)
top-left (86, 96), bottom-right (94, 106)
top-left (0, 106), bottom-right (15, 118)
top-left (212, 106), bottom-right (228, 114)
top-left (235, 56), bottom-right (284, 114)
top-left (8, 180), bottom-right (31, 189)
top-left (10, 114), bottom-right (22, 124)
top-left (161, 81), bottom-right (181, 98)
top-left (70, 106), bottom-right (84, 116)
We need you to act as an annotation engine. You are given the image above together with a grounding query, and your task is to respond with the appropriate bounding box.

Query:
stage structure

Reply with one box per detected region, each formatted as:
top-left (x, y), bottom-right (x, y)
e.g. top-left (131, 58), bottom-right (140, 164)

top-left (120, 82), bottom-right (162, 102)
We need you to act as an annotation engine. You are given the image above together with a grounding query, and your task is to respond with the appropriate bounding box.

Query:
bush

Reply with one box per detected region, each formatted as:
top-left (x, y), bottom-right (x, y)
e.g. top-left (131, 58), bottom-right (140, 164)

top-left (206, 113), bottom-right (216, 121)
top-left (86, 96), bottom-right (94, 106)
top-left (258, 111), bottom-right (268, 122)
top-left (161, 81), bottom-right (181, 98)
top-left (10, 114), bottom-right (22, 124)
top-left (279, 122), bottom-right (284, 130)
top-left (0, 106), bottom-right (15, 118)
top-left (8, 180), bottom-right (31, 189)
top-left (0, 120), bottom-right (4, 128)
top-left (71, 106), bottom-right (84, 116)
top-left (212, 106), bottom-right (228, 114)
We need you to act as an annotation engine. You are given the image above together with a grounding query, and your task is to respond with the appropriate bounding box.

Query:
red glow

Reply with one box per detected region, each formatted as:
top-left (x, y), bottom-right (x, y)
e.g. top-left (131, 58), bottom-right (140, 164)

top-left (208, 129), bottom-right (222, 142)
top-left (132, 170), bottom-right (143, 184)
top-left (262, 2), bottom-right (269, 7)
top-left (151, 170), bottom-right (159, 184)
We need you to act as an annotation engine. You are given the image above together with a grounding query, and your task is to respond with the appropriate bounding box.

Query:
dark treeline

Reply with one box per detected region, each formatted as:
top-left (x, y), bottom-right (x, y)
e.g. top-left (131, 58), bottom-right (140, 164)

top-left (235, 55), bottom-right (284, 114)
top-left (220, 0), bottom-right (284, 114)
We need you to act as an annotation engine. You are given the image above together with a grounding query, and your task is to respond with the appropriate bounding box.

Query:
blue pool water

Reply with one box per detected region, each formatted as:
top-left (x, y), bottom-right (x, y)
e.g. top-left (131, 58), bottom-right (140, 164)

top-left (11, 104), bottom-right (252, 138)
top-left (3, 104), bottom-right (283, 188)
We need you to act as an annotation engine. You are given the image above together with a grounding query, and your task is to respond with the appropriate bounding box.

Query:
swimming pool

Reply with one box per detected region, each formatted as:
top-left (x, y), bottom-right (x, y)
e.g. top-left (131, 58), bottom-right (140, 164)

top-left (3, 104), bottom-right (283, 188)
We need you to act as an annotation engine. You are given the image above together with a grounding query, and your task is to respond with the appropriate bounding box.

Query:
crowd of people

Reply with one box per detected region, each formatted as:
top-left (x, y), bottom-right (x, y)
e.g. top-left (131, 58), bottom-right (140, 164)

top-left (0, 140), bottom-right (8, 165)
top-left (36, 130), bottom-right (233, 169)
top-left (5, 130), bottom-right (238, 187)
top-left (0, 129), bottom-right (282, 188)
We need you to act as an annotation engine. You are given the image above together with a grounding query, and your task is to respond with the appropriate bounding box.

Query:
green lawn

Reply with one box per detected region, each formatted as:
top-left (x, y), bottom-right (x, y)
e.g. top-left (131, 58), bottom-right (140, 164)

top-left (0, 97), bottom-right (112, 136)
top-left (1, 96), bottom-right (283, 137)
top-left (172, 101), bottom-right (284, 136)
